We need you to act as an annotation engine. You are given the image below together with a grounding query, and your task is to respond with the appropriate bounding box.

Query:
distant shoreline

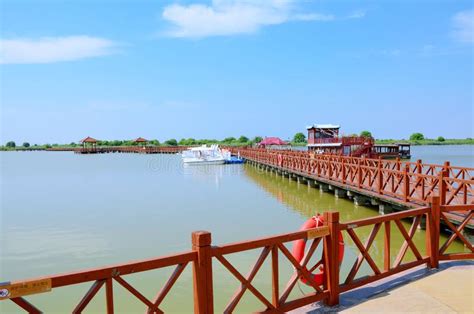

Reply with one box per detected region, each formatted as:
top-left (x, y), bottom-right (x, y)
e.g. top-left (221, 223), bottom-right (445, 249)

top-left (1, 139), bottom-right (473, 151)
top-left (374, 139), bottom-right (474, 146)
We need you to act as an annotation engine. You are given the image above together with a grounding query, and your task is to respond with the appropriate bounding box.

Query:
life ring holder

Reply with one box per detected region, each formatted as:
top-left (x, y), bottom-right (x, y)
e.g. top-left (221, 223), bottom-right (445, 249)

top-left (291, 215), bottom-right (344, 286)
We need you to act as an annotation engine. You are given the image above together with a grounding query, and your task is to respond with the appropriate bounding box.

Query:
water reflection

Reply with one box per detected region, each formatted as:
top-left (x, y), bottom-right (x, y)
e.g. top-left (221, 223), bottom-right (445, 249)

top-left (243, 164), bottom-right (379, 222)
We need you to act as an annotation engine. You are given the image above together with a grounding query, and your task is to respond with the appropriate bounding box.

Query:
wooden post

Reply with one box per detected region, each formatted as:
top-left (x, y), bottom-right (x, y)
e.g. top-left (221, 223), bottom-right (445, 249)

top-left (403, 164), bottom-right (410, 202)
top-left (271, 246), bottom-right (279, 308)
top-left (416, 159), bottom-right (422, 174)
top-left (443, 161), bottom-right (450, 172)
top-left (384, 221), bottom-right (390, 272)
top-left (426, 197), bottom-right (440, 268)
top-left (192, 231), bottom-right (214, 314)
top-left (357, 159), bottom-right (362, 188)
top-left (323, 212), bottom-right (340, 306)
top-left (328, 160), bottom-right (333, 179)
top-left (377, 157), bottom-right (383, 195)
top-left (105, 278), bottom-right (114, 314)
top-left (439, 170), bottom-right (447, 205)
top-left (341, 158), bottom-right (346, 184)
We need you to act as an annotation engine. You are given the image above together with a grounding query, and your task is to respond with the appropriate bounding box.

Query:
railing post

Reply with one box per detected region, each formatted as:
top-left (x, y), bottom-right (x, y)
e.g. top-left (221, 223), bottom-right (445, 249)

top-left (317, 158), bottom-right (321, 176)
top-left (323, 211), bottom-right (340, 306)
top-left (357, 159), bottom-right (362, 188)
top-left (426, 196), bottom-right (440, 268)
top-left (328, 159), bottom-right (333, 179)
top-left (192, 231), bottom-right (214, 314)
top-left (377, 157), bottom-right (383, 195)
top-left (341, 158), bottom-right (346, 184)
top-left (443, 161), bottom-right (450, 172)
top-left (403, 164), bottom-right (410, 202)
top-left (439, 170), bottom-right (447, 205)
top-left (416, 159), bottom-right (422, 174)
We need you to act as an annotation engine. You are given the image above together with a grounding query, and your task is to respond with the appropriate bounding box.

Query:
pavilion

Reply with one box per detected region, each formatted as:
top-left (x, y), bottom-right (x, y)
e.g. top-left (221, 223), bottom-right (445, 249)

top-left (80, 136), bottom-right (98, 149)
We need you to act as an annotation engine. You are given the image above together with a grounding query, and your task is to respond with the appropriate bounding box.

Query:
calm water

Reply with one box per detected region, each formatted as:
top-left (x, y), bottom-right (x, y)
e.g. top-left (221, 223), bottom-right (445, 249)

top-left (409, 145), bottom-right (474, 167)
top-left (0, 145), bottom-right (471, 313)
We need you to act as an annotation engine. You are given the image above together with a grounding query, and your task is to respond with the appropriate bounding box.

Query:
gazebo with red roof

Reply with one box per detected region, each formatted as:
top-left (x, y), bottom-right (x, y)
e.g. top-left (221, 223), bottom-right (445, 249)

top-left (258, 137), bottom-right (289, 148)
top-left (80, 136), bottom-right (98, 148)
top-left (133, 137), bottom-right (148, 147)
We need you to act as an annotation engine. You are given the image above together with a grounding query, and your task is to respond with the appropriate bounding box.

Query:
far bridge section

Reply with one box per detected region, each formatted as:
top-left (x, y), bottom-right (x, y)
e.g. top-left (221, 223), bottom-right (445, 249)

top-left (46, 146), bottom-right (189, 154)
top-left (229, 147), bottom-right (474, 242)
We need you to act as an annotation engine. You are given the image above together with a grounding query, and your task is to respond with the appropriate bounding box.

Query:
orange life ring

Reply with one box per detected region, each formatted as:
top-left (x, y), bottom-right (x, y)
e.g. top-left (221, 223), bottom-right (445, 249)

top-left (277, 154), bottom-right (283, 166)
top-left (291, 215), bottom-right (344, 286)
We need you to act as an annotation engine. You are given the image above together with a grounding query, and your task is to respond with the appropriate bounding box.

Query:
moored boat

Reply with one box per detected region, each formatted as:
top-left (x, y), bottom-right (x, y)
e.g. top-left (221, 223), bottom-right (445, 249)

top-left (181, 145), bottom-right (229, 165)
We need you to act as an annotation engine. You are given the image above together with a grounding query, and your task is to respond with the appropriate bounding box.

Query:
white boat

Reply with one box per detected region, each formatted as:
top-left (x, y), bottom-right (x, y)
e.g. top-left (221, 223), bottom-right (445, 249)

top-left (181, 145), bottom-right (230, 165)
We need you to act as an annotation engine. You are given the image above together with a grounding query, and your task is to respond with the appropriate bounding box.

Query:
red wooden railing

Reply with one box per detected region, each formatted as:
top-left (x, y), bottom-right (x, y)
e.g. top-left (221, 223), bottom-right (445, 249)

top-left (308, 136), bottom-right (373, 146)
top-left (3, 200), bottom-right (473, 313)
top-left (229, 147), bottom-right (474, 207)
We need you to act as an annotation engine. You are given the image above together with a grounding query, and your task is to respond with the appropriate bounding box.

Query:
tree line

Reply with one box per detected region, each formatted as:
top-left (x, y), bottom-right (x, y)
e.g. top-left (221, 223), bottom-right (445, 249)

top-left (3, 131), bottom-right (472, 149)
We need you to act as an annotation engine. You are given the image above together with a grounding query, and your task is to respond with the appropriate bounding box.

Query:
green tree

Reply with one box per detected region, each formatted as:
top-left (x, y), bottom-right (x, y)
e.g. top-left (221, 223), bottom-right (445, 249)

top-left (150, 139), bottom-right (160, 146)
top-left (179, 138), bottom-right (196, 145)
top-left (70, 142), bottom-right (77, 147)
top-left (360, 130), bottom-right (373, 138)
top-left (238, 136), bottom-right (249, 143)
top-left (437, 136), bottom-right (445, 142)
top-left (222, 137), bottom-right (236, 143)
top-left (252, 136), bottom-right (263, 144)
top-left (165, 139), bottom-right (178, 146)
top-left (22, 142), bottom-right (30, 148)
top-left (409, 133), bottom-right (425, 141)
top-left (6, 141), bottom-right (16, 148)
top-left (293, 132), bottom-right (306, 143)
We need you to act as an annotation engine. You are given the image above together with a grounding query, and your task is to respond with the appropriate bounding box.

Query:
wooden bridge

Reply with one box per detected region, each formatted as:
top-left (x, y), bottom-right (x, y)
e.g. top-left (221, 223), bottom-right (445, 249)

top-left (229, 147), bottom-right (474, 233)
top-left (2, 201), bottom-right (472, 313)
top-left (45, 146), bottom-right (189, 154)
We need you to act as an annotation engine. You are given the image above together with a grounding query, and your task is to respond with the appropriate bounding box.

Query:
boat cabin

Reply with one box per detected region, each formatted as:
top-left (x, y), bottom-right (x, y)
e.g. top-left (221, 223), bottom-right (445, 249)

top-left (307, 124), bottom-right (373, 157)
top-left (306, 124), bottom-right (410, 159)
top-left (307, 124), bottom-right (340, 144)
top-left (372, 144), bottom-right (411, 159)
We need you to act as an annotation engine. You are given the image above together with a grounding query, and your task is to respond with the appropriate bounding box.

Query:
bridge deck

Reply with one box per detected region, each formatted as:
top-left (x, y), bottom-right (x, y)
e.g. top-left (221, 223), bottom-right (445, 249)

top-left (230, 147), bottom-right (474, 230)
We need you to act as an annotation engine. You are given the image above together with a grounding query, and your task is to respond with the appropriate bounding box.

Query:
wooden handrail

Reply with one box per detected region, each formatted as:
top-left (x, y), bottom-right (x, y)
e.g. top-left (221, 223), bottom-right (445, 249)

top-left (2, 203), bottom-right (473, 313)
top-left (229, 147), bottom-right (474, 206)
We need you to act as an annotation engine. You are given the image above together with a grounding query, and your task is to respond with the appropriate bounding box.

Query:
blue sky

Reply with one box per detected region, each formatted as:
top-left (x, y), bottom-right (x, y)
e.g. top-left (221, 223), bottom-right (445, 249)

top-left (1, 0), bottom-right (473, 144)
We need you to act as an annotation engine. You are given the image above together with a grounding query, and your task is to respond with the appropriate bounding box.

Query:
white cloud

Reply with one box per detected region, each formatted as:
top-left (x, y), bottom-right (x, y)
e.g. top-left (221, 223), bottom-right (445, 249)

top-left (0, 36), bottom-right (118, 64)
top-left (347, 10), bottom-right (366, 19)
top-left (452, 10), bottom-right (473, 43)
top-left (293, 13), bottom-right (335, 22)
top-left (162, 0), bottom-right (360, 38)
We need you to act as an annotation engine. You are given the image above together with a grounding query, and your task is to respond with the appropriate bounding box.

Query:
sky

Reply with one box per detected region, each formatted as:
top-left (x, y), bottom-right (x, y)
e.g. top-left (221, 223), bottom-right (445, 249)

top-left (0, 0), bottom-right (473, 144)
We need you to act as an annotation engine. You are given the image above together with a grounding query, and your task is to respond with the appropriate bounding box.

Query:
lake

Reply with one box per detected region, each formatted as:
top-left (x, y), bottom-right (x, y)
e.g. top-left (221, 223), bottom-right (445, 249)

top-left (0, 145), bottom-right (472, 313)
